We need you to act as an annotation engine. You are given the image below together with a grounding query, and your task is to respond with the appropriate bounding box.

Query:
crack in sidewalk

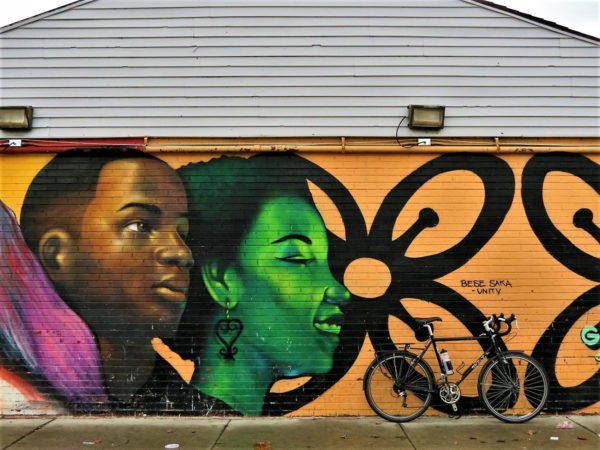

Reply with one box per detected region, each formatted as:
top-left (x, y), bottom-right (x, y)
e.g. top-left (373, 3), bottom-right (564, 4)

top-left (209, 419), bottom-right (231, 450)
top-left (2, 417), bottom-right (56, 450)
top-left (399, 423), bottom-right (417, 450)
top-left (567, 416), bottom-right (599, 436)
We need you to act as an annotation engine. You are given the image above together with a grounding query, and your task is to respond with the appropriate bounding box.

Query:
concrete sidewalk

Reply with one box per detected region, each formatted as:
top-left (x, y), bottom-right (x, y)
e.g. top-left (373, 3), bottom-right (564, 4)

top-left (1, 415), bottom-right (598, 450)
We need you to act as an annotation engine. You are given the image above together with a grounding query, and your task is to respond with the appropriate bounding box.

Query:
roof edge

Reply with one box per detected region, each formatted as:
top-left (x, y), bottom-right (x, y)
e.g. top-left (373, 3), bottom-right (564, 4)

top-left (465, 0), bottom-right (599, 44)
top-left (1, 0), bottom-right (97, 34)
top-left (2, 0), bottom-right (598, 44)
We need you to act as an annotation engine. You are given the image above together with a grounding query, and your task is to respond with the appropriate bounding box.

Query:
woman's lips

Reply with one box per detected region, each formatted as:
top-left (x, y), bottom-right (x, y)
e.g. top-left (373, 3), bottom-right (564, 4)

top-left (314, 315), bottom-right (344, 335)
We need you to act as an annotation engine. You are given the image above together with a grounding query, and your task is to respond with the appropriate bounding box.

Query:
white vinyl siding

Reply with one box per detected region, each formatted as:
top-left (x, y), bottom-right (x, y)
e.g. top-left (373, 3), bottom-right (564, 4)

top-left (1, 0), bottom-right (598, 138)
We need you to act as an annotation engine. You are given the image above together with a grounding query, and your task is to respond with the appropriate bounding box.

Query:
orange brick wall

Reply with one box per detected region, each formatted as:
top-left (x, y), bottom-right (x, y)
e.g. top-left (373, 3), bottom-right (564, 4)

top-left (1, 149), bottom-right (598, 416)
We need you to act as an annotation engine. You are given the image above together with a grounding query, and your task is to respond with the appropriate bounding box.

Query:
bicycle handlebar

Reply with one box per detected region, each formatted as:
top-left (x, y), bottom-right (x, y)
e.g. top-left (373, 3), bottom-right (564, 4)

top-left (484, 313), bottom-right (518, 336)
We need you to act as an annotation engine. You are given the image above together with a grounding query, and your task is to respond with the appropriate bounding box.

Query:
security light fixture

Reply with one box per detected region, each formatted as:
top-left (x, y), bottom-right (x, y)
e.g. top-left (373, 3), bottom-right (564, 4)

top-left (0, 106), bottom-right (33, 130)
top-left (407, 105), bottom-right (445, 130)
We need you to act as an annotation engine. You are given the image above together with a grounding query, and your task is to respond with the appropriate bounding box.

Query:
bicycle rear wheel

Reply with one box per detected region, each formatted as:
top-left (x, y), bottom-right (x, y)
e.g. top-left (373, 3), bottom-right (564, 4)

top-left (363, 352), bottom-right (434, 422)
top-left (478, 352), bottom-right (549, 423)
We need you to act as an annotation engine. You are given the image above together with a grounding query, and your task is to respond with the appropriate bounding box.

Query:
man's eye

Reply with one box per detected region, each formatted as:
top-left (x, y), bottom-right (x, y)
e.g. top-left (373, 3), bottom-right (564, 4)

top-left (276, 256), bottom-right (315, 265)
top-left (125, 221), bottom-right (151, 233)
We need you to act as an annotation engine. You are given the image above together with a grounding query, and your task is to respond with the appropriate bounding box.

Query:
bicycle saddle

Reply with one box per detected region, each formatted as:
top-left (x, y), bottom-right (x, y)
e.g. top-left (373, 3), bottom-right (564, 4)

top-left (414, 317), bottom-right (442, 325)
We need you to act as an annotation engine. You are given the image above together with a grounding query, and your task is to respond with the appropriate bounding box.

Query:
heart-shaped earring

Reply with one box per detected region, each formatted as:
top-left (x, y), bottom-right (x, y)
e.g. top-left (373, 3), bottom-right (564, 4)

top-left (215, 302), bottom-right (243, 360)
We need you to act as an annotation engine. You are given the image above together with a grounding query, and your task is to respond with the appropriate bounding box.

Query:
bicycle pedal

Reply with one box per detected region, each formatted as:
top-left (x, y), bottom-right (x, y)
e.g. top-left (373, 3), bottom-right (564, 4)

top-left (449, 404), bottom-right (461, 419)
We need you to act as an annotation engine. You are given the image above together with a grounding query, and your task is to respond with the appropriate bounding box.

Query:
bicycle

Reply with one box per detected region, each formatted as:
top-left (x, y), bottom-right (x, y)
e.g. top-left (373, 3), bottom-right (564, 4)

top-left (363, 313), bottom-right (549, 423)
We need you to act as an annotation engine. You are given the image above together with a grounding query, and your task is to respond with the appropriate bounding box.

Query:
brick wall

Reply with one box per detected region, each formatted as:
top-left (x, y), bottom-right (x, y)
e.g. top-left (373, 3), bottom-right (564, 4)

top-left (1, 149), bottom-right (598, 416)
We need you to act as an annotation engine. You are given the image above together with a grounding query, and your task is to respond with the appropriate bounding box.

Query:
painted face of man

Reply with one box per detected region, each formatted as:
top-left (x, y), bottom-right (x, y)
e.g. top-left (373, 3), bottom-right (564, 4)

top-left (66, 158), bottom-right (193, 338)
top-left (223, 196), bottom-right (350, 376)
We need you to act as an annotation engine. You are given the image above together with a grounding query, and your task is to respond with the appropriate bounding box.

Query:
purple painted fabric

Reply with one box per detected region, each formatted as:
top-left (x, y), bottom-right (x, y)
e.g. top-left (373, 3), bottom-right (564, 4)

top-left (0, 200), bottom-right (107, 404)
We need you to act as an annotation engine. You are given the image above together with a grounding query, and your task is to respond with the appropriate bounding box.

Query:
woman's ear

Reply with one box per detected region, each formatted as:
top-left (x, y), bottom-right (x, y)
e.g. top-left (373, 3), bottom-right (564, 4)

top-left (38, 228), bottom-right (74, 281)
top-left (201, 261), bottom-right (238, 309)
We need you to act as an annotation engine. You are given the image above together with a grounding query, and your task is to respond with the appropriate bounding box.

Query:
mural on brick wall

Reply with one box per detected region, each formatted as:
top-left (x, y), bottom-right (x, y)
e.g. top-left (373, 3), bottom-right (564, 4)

top-left (0, 148), bottom-right (598, 415)
top-left (522, 153), bottom-right (599, 412)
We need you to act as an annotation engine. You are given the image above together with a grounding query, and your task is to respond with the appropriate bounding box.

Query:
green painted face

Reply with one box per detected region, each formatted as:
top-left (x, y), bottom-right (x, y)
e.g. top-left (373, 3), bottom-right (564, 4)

top-left (223, 196), bottom-right (351, 376)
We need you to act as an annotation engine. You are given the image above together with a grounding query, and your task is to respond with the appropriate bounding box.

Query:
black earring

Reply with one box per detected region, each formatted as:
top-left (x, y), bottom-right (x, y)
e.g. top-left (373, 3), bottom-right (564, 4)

top-left (215, 301), bottom-right (243, 360)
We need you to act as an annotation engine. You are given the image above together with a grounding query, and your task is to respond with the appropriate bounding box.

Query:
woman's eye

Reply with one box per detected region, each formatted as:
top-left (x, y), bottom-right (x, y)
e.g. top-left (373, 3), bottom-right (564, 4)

top-left (125, 221), bottom-right (151, 233)
top-left (276, 256), bottom-right (315, 265)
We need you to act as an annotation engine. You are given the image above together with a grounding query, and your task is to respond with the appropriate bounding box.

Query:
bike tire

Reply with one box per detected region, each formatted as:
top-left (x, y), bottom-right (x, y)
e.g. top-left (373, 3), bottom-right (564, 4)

top-left (478, 352), bottom-right (549, 423)
top-left (363, 351), bottom-right (435, 423)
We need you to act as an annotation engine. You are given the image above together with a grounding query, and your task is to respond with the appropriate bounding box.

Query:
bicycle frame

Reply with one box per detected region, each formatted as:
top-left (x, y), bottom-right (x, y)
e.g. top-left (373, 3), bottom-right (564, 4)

top-left (402, 326), bottom-right (506, 388)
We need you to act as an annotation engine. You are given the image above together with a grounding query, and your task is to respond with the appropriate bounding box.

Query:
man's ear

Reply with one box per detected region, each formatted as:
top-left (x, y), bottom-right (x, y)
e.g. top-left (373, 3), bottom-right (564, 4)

top-left (200, 261), bottom-right (238, 309)
top-left (38, 229), bottom-right (74, 278)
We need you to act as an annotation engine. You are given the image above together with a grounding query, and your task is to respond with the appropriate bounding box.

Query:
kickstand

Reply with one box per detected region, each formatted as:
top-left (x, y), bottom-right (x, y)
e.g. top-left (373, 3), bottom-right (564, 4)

top-left (448, 403), bottom-right (461, 419)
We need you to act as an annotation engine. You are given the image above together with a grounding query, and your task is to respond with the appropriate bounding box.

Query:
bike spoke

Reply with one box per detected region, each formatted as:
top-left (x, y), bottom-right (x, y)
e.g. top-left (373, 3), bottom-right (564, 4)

top-left (364, 354), bottom-right (434, 422)
top-left (479, 354), bottom-right (549, 423)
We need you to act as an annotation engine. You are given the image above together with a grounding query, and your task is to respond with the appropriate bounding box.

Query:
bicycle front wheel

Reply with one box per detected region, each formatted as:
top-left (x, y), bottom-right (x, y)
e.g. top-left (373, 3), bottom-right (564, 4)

top-left (363, 352), bottom-right (435, 422)
top-left (478, 352), bottom-right (549, 423)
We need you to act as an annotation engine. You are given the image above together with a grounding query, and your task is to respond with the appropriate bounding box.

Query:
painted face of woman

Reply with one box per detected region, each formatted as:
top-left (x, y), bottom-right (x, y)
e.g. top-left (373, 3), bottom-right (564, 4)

top-left (222, 196), bottom-right (351, 376)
